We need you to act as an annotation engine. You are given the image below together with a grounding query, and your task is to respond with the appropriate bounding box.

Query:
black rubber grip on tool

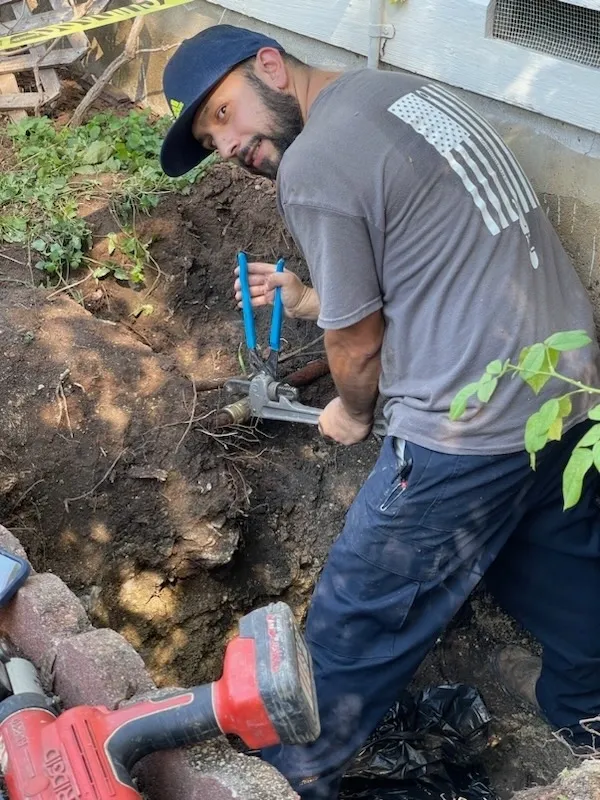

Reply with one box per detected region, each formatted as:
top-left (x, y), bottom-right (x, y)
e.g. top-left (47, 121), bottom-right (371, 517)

top-left (0, 692), bottom-right (55, 724)
top-left (107, 685), bottom-right (219, 781)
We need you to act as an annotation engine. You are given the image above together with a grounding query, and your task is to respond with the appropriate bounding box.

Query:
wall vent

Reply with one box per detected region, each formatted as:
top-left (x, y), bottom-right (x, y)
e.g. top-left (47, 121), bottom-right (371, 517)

top-left (491, 0), bottom-right (600, 69)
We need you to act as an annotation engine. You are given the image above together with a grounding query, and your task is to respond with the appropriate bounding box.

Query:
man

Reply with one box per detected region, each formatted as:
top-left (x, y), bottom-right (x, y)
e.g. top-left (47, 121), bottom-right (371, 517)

top-left (160, 24), bottom-right (600, 798)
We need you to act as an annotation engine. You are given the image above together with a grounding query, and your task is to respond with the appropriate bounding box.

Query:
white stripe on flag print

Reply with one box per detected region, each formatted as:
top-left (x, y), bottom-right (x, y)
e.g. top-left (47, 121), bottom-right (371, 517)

top-left (417, 89), bottom-right (529, 224)
top-left (454, 142), bottom-right (512, 229)
top-left (422, 85), bottom-right (539, 212)
top-left (445, 134), bottom-right (519, 227)
top-left (432, 85), bottom-right (539, 209)
top-left (421, 85), bottom-right (540, 269)
top-left (387, 94), bottom-right (502, 234)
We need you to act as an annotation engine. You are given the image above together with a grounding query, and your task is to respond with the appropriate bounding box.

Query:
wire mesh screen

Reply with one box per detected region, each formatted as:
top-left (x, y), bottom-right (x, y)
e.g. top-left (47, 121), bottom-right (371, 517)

top-left (491, 0), bottom-right (600, 69)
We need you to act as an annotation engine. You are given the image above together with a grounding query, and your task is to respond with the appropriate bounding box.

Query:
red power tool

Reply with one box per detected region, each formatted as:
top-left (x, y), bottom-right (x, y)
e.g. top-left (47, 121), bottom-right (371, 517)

top-left (0, 602), bottom-right (320, 799)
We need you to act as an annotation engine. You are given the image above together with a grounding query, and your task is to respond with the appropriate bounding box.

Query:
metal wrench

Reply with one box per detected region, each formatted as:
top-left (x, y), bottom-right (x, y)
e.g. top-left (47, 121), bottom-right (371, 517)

top-left (245, 373), bottom-right (388, 437)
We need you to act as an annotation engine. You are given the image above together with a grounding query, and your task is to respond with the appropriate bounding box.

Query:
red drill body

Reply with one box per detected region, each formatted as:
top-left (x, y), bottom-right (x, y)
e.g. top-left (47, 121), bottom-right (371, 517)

top-left (0, 603), bottom-right (319, 800)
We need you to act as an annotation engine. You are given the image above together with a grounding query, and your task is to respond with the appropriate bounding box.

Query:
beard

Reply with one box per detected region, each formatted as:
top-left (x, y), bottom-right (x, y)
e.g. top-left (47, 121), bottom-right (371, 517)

top-left (238, 71), bottom-right (304, 179)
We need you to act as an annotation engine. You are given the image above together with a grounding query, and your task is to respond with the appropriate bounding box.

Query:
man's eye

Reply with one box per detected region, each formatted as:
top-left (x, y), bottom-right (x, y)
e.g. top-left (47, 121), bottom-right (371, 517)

top-left (217, 105), bottom-right (227, 120)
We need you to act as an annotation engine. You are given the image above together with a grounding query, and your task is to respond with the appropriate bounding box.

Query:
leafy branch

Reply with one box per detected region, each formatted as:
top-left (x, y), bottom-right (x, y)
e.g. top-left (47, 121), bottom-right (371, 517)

top-left (450, 330), bottom-right (600, 510)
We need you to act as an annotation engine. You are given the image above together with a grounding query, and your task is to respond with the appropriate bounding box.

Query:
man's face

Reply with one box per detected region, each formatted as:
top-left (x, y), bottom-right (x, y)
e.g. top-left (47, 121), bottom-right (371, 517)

top-left (192, 62), bottom-right (303, 179)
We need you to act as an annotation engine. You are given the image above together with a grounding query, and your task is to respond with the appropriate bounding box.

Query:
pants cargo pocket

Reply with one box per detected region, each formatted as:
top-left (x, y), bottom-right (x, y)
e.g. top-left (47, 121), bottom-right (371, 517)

top-left (306, 530), bottom-right (420, 661)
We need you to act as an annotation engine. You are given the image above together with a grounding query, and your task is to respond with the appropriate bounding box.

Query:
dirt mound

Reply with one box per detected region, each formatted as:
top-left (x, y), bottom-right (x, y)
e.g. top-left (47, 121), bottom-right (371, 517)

top-left (0, 162), bottom-right (372, 688)
top-left (512, 760), bottom-right (600, 800)
top-left (0, 161), bottom-right (584, 797)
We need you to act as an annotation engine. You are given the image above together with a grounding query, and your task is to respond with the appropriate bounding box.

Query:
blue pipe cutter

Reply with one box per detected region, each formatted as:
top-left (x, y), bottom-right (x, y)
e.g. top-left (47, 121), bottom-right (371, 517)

top-left (224, 251), bottom-right (388, 436)
top-left (238, 251), bottom-right (285, 379)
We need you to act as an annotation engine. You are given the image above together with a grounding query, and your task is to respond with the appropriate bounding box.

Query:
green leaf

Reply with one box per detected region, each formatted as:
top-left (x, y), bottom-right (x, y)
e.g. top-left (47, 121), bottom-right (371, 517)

top-left (93, 266), bottom-right (111, 278)
top-left (518, 345), bottom-right (530, 365)
top-left (524, 411), bottom-right (549, 460)
top-left (575, 423), bottom-right (600, 449)
top-left (546, 347), bottom-right (560, 371)
top-left (588, 404), bottom-right (600, 421)
top-left (107, 234), bottom-right (117, 256)
top-left (525, 348), bottom-right (559, 394)
top-left (519, 342), bottom-right (546, 380)
top-left (563, 447), bottom-right (594, 510)
top-left (593, 441), bottom-right (600, 472)
top-left (477, 376), bottom-right (498, 403)
top-left (486, 359), bottom-right (503, 376)
top-left (81, 140), bottom-right (113, 166)
top-left (449, 382), bottom-right (480, 421)
top-left (559, 396), bottom-right (572, 418)
top-left (544, 330), bottom-right (592, 351)
top-left (113, 268), bottom-right (129, 281)
top-left (31, 238), bottom-right (46, 252)
top-left (547, 417), bottom-right (563, 442)
top-left (73, 165), bottom-right (99, 175)
top-left (132, 304), bottom-right (154, 317)
top-left (537, 398), bottom-right (560, 432)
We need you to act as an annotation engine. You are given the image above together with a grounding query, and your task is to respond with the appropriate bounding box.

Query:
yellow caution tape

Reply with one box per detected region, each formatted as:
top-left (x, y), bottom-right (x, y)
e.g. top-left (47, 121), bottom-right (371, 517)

top-left (0, 0), bottom-right (194, 52)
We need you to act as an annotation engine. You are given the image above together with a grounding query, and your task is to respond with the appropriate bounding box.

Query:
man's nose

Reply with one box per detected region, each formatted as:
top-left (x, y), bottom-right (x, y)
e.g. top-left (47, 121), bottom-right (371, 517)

top-left (214, 134), bottom-right (238, 160)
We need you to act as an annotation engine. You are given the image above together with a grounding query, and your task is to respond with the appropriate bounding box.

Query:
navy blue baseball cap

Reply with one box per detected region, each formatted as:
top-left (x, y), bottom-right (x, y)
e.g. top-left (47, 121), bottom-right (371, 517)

top-left (160, 24), bottom-right (285, 177)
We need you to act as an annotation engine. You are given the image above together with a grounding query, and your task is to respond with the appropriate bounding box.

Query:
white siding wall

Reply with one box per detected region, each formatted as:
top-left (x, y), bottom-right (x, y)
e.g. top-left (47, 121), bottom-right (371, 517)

top-left (206, 0), bottom-right (600, 135)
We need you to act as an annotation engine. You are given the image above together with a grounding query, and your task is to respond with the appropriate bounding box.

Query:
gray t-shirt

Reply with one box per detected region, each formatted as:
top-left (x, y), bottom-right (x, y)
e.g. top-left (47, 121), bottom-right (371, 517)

top-left (276, 69), bottom-right (600, 455)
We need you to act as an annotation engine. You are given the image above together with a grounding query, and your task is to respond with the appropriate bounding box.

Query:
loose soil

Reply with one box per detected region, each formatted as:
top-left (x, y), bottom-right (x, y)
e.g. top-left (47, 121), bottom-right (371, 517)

top-left (0, 105), bottom-right (581, 797)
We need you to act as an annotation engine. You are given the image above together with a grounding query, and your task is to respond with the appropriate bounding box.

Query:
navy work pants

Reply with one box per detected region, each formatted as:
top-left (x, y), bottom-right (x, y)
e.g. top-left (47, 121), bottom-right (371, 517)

top-left (263, 422), bottom-right (600, 798)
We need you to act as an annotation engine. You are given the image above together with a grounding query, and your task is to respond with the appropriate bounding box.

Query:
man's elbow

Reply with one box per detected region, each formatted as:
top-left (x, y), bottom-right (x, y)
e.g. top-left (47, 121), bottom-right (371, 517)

top-left (325, 332), bottom-right (383, 365)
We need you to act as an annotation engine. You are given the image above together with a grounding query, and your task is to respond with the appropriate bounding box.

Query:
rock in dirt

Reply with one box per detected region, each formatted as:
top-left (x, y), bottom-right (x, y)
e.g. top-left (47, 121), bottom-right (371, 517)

top-left (163, 471), bottom-right (241, 578)
top-left (0, 474), bottom-right (19, 496)
top-left (127, 465), bottom-right (169, 482)
top-left (511, 759), bottom-right (600, 799)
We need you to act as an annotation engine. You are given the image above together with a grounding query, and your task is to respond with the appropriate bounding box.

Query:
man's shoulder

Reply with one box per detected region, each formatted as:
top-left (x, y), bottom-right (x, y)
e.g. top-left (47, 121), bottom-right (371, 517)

top-left (277, 135), bottom-right (358, 217)
top-left (278, 68), bottom-right (430, 185)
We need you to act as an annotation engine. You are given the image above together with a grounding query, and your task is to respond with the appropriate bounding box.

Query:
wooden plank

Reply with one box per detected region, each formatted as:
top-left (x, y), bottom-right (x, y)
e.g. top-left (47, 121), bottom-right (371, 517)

top-left (0, 0), bottom-right (95, 111)
top-left (0, 1), bottom-right (27, 119)
top-left (0, 0), bottom-right (89, 117)
top-left (0, 73), bottom-right (28, 117)
top-left (21, 0), bottom-right (62, 104)
top-left (0, 89), bottom-right (47, 107)
top-left (0, 5), bottom-right (82, 34)
top-left (0, 43), bottom-right (86, 72)
top-left (30, 40), bottom-right (61, 102)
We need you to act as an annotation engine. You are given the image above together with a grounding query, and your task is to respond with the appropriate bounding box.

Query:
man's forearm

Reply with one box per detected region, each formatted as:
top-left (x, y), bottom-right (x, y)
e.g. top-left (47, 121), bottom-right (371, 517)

top-left (325, 331), bottom-right (381, 423)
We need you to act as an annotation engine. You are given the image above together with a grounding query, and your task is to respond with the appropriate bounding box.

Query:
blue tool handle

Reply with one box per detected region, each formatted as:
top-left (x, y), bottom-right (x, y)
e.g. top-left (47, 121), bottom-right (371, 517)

top-left (238, 251), bottom-right (257, 350)
top-left (269, 259), bottom-right (286, 352)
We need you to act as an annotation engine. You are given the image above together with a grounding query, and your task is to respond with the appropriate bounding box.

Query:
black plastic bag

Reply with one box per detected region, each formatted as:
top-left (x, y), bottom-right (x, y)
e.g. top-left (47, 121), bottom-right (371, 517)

top-left (339, 684), bottom-right (498, 800)
top-left (339, 767), bottom-right (497, 800)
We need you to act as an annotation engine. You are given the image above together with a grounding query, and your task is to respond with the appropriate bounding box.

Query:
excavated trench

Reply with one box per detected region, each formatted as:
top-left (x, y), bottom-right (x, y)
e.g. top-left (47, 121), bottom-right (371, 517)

top-left (0, 151), bottom-right (586, 797)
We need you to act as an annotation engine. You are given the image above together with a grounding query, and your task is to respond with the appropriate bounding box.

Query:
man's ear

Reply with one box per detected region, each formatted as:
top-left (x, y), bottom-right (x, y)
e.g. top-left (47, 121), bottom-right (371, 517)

top-left (254, 47), bottom-right (289, 90)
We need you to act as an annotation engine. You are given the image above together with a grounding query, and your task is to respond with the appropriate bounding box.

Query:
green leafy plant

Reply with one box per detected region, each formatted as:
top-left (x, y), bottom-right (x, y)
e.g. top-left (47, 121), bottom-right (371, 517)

top-left (31, 216), bottom-right (91, 277)
top-left (93, 229), bottom-right (153, 284)
top-left (450, 330), bottom-right (600, 510)
top-left (0, 215), bottom-right (27, 244)
top-left (0, 110), bottom-right (210, 282)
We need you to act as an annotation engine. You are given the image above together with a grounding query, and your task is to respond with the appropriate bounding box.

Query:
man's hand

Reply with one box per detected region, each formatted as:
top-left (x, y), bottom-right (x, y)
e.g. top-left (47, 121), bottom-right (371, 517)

top-left (318, 397), bottom-right (373, 445)
top-left (234, 262), bottom-right (320, 321)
